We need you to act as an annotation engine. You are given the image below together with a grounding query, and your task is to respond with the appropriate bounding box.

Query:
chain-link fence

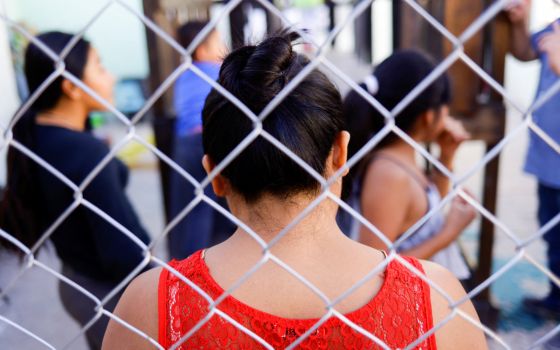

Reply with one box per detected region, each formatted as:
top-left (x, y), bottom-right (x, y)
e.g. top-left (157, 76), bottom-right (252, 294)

top-left (0, 0), bottom-right (559, 349)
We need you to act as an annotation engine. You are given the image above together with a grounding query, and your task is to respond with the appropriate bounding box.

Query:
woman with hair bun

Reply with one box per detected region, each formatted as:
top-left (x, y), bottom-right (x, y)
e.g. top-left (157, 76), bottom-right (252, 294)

top-left (103, 33), bottom-right (486, 350)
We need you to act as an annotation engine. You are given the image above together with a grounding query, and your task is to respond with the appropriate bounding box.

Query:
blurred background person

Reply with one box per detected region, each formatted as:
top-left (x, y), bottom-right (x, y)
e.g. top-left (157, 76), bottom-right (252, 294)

top-left (508, 0), bottom-right (560, 323)
top-left (168, 21), bottom-right (234, 259)
top-left (341, 50), bottom-right (476, 281)
top-left (0, 31), bottom-right (150, 349)
top-left (228, 0), bottom-right (282, 49)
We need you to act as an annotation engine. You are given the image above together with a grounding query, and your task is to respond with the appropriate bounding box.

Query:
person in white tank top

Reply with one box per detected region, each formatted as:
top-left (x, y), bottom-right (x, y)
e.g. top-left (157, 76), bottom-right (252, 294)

top-left (341, 50), bottom-right (476, 280)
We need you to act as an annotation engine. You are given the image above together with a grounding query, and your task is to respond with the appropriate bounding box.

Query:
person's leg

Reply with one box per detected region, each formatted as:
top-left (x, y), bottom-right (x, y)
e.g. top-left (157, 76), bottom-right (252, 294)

top-left (524, 183), bottom-right (560, 318)
top-left (58, 266), bottom-right (122, 349)
top-left (539, 183), bottom-right (560, 303)
top-left (168, 135), bottom-right (192, 259)
top-left (167, 134), bottom-right (214, 259)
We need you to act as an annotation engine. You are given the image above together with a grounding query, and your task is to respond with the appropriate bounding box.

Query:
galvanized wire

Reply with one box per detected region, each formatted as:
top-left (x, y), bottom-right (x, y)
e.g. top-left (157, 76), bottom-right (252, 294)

top-left (0, 0), bottom-right (559, 349)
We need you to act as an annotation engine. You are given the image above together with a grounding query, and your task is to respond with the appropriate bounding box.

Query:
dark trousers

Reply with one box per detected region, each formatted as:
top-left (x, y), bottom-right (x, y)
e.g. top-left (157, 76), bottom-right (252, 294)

top-left (538, 183), bottom-right (560, 303)
top-left (167, 133), bottom-right (234, 260)
top-left (58, 266), bottom-right (122, 350)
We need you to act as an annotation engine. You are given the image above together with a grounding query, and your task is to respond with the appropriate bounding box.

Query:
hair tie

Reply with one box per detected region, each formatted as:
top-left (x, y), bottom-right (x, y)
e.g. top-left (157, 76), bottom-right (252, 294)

top-left (363, 75), bottom-right (379, 96)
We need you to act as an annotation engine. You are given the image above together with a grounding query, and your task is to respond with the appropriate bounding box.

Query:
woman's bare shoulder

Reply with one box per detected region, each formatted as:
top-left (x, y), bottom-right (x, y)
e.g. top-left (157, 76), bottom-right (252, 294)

top-left (361, 157), bottom-right (412, 201)
top-left (418, 260), bottom-right (488, 350)
top-left (101, 267), bottom-right (162, 350)
top-left (364, 156), bottom-right (411, 184)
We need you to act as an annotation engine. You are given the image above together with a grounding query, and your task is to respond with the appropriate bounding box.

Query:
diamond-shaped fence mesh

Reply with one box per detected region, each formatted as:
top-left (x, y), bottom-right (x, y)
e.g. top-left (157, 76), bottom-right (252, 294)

top-left (0, 0), bottom-right (559, 349)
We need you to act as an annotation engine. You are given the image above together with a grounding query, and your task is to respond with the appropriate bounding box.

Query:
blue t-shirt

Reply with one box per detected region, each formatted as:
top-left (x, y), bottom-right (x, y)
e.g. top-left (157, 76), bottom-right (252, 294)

top-left (524, 20), bottom-right (560, 188)
top-left (173, 61), bottom-right (221, 137)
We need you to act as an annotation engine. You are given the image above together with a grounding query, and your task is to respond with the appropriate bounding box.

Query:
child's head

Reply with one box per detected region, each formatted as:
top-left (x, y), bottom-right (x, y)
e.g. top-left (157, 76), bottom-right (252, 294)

top-left (344, 50), bottom-right (451, 157)
top-left (177, 21), bottom-right (226, 63)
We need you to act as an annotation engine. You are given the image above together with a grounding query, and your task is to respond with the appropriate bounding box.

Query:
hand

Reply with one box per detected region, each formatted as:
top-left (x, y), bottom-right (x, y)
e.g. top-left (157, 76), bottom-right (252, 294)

top-left (538, 22), bottom-right (560, 75)
top-left (436, 117), bottom-right (470, 164)
top-left (506, 0), bottom-right (531, 25)
top-left (442, 192), bottom-right (477, 241)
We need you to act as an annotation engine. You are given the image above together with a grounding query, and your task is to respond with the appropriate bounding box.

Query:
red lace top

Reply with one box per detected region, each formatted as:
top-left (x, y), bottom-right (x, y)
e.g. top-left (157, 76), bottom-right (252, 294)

top-left (158, 250), bottom-right (437, 349)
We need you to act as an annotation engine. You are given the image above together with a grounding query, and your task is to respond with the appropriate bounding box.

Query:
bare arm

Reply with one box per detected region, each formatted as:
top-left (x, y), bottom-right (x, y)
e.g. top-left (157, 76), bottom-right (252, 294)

top-left (358, 163), bottom-right (411, 251)
top-left (537, 22), bottom-right (560, 75)
top-left (507, 0), bottom-right (538, 61)
top-left (406, 192), bottom-right (476, 259)
top-left (102, 267), bottom-right (161, 350)
top-left (423, 261), bottom-right (488, 349)
top-left (432, 116), bottom-right (470, 198)
top-left (358, 163), bottom-right (451, 259)
top-left (359, 162), bottom-right (476, 259)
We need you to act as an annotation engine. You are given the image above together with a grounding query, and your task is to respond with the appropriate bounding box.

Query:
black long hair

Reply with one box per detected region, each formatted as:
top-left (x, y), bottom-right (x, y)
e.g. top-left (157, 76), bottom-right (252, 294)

top-left (202, 31), bottom-right (344, 203)
top-left (342, 50), bottom-right (451, 198)
top-left (0, 31), bottom-right (90, 249)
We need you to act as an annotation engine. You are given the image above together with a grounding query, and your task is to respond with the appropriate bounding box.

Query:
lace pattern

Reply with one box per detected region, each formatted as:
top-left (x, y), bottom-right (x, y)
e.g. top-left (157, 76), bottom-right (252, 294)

top-left (158, 251), bottom-right (437, 349)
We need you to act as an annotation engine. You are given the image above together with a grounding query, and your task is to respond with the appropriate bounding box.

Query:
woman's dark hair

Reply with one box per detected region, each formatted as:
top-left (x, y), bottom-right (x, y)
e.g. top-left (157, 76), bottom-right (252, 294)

top-left (344, 50), bottom-right (450, 159)
top-left (177, 20), bottom-right (212, 57)
top-left (0, 31), bottom-right (90, 249)
top-left (202, 31), bottom-right (344, 203)
top-left (342, 50), bottom-right (451, 198)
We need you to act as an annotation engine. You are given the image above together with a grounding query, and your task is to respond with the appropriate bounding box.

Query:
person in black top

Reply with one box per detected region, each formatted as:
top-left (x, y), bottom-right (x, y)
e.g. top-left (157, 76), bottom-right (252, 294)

top-left (0, 31), bottom-right (150, 349)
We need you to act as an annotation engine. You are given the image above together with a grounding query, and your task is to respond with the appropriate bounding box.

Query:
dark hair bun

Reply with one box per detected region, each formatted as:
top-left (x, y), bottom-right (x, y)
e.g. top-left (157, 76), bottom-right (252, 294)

top-left (202, 31), bottom-right (344, 202)
top-left (219, 31), bottom-right (301, 113)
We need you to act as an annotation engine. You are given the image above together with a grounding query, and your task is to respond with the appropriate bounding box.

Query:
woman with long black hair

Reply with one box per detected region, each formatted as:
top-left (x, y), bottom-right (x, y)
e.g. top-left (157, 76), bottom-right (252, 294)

top-left (0, 31), bottom-right (150, 349)
top-left (342, 50), bottom-right (476, 280)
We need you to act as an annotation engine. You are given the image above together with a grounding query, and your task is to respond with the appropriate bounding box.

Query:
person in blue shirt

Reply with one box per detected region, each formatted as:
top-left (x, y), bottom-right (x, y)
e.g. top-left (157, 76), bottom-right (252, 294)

top-left (174, 22), bottom-right (224, 137)
top-left (168, 21), bottom-right (234, 259)
top-left (508, 0), bottom-right (560, 325)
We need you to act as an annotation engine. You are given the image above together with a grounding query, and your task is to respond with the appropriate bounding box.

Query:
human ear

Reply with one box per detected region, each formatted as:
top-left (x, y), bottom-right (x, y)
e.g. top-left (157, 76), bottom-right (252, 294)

top-left (202, 154), bottom-right (228, 196)
top-left (61, 79), bottom-right (82, 100)
top-left (421, 110), bottom-right (435, 128)
top-left (193, 44), bottom-right (207, 62)
top-left (332, 131), bottom-right (350, 177)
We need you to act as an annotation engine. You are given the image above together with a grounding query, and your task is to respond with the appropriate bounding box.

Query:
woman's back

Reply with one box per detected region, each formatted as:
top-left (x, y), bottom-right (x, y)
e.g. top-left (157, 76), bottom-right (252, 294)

top-left (104, 236), bottom-right (485, 350)
top-left (160, 249), bottom-right (436, 349)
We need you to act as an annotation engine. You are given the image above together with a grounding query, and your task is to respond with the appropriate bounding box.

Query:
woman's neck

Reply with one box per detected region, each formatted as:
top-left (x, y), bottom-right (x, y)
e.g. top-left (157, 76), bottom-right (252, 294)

top-left (225, 191), bottom-right (344, 253)
top-left (36, 101), bottom-right (89, 132)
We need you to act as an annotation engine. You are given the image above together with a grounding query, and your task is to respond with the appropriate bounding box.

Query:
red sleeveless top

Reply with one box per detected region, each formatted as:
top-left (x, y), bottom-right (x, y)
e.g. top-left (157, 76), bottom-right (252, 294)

top-left (158, 250), bottom-right (437, 349)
